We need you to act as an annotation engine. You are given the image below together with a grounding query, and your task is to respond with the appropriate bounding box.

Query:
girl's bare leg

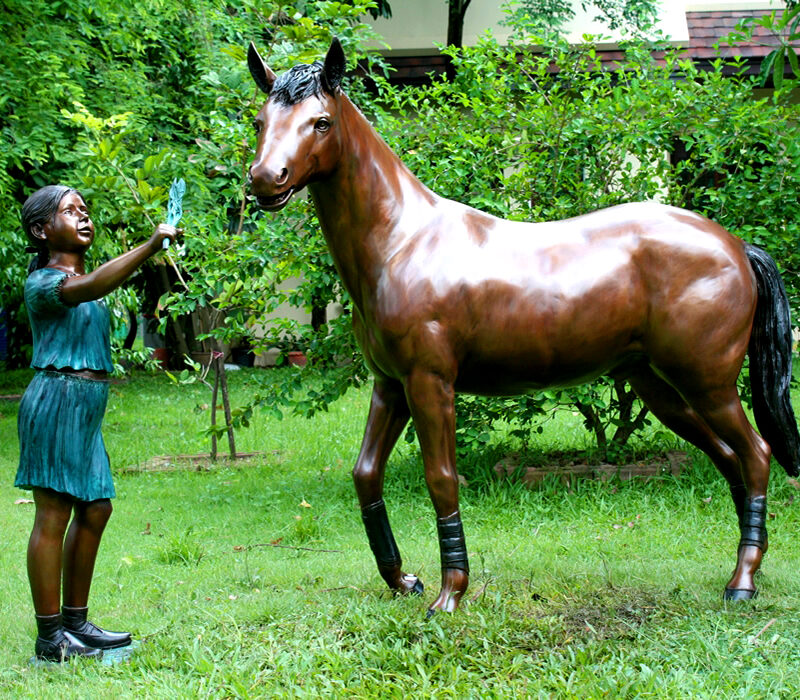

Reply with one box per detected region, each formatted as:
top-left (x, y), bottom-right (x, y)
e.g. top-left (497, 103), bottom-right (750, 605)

top-left (62, 499), bottom-right (112, 607)
top-left (28, 488), bottom-right (72, 615)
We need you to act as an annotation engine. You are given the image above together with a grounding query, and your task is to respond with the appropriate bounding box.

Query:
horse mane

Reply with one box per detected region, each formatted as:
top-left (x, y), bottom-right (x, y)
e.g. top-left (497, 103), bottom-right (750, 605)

top-left (271, 61), bottom-right (325, 106)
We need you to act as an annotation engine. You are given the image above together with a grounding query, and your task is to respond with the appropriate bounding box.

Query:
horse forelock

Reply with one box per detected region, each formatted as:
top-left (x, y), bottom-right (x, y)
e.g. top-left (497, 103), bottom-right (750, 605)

top-left (271, 61), bottom-right (326, 106)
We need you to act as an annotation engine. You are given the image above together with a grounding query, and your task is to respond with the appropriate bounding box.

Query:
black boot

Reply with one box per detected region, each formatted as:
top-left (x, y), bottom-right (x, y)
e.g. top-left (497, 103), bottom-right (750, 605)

top-left (35, 613), bottom-right (102, 662)
top-left (62, 606), bottom-right (132, 649)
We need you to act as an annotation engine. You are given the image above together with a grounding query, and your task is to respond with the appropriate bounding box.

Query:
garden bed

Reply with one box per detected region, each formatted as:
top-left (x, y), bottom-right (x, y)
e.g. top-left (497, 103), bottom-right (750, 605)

top-left (494, 450), bottom-right (687, 486)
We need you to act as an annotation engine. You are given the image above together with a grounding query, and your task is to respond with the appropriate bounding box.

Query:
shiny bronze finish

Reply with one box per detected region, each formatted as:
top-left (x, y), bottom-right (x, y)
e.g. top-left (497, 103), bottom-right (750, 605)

top-left (17, 185), bottom-right (178, 660)
top-left (248, 39), bottom-right (799, 613)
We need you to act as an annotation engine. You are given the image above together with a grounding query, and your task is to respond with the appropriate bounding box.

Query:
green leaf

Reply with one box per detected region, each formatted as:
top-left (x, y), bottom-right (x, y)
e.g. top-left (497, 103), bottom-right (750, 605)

top-left (773, 46), bottom-right (786, 89)
top-left (759, 49), bottom-right (778, 87)
top-left (788, 47), bottom-right (799, 78)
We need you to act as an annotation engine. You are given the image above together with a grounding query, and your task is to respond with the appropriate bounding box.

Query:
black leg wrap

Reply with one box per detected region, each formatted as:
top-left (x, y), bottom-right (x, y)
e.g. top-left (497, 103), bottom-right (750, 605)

top-left (739, 495), bottom-right (767, 550)
top-left (437, 512), bottom-right (469, 574)
top-left (361, 500), bottom-right (402, 568)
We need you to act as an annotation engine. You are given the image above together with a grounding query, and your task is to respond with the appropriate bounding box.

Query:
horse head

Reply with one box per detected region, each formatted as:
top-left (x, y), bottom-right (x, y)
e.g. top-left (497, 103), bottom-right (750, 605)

top-left (248, 38), bottom-right (346, 211)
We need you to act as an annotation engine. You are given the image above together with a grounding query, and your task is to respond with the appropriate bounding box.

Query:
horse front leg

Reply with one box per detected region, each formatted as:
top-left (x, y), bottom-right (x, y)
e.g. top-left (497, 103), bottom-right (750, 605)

top-left (353, 379), bottom-right (422, 595)
top-left (404, 370), bottom-right (469, 615)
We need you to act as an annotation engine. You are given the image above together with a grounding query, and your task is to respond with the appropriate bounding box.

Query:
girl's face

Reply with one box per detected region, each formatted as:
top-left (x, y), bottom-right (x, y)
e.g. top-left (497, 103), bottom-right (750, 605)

top-left (37, 192), bottom-right (94, 254)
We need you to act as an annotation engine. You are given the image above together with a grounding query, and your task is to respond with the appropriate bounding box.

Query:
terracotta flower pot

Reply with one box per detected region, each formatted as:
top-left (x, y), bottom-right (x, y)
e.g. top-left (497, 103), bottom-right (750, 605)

top-left (287, 350), bottom-right (307, 367)
top-left (152, 347), bottom-right (169, 370)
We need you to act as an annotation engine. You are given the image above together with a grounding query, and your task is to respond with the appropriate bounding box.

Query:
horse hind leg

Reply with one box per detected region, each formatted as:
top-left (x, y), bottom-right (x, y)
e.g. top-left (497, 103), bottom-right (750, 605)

top-left (680, 384), bottom-right (771, 600)
top-left (629, 368), bottom-right (746, 516)
top-left (628, 367), bottom-right (769, 599)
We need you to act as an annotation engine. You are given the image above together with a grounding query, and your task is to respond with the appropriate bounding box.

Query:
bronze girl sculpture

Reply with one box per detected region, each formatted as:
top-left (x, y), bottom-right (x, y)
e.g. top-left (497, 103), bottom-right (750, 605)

top-left (247, 39), bottom-right (799, 615)
top-left (17, 185), bottom-right (177, 661)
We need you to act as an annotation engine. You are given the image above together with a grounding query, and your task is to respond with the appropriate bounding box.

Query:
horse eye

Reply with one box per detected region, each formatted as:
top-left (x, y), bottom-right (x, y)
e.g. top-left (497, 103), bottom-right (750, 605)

top-left (253, 121), bottom-right (262, 134)
top-left (315, 118), bottom-right (331, 133)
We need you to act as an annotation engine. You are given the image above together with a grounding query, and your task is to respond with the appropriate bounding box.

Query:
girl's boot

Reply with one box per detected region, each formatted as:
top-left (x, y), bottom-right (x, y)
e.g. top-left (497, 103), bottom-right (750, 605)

top-left (35, 613), bottom-right (102, 662)
top-left (61, 606), bottom-right (131, 649)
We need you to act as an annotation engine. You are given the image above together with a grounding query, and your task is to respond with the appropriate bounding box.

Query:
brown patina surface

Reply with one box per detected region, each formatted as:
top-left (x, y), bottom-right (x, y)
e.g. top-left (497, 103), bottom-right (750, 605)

top-left (247, 39), bottom-right (799, 613)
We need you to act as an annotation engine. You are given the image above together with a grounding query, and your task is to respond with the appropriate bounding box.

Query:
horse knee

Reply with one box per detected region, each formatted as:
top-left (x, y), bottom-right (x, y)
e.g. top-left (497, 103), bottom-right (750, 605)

top-left (352, 463), bottom-right (380, 491)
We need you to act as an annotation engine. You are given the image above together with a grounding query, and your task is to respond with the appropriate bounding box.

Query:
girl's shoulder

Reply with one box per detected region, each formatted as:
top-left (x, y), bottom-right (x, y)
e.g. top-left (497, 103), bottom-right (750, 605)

top-left (26, 268), bottom-right (79, 314)
top-left (27, 266), bottom-right (66, 282)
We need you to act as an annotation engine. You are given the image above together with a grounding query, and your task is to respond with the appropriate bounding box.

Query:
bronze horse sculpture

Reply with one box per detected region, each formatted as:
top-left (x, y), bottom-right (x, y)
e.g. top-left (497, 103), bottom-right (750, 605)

top-left (247, 38), bottom-right (800, 614)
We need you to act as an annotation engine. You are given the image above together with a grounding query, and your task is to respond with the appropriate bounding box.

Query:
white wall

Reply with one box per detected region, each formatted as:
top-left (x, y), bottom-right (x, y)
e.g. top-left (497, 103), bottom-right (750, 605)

top-left (252, 277), bottom-right (343, 367)
top-left (367, 0), bottom-right (792, 54)
top-left (367, 0), bottom-right (697, 53)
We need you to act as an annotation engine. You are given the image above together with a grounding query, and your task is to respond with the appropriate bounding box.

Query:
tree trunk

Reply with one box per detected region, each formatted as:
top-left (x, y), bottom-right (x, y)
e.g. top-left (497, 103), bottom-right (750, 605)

top-left (210, 361), bottom-right (220, 461)
top-left (577, 403), bottom-right (607, 455)
top-left (217, 355), bottom-right (237, 458)
top-left (446, 0), bottom-right (471, 47)
top-left (136, 264), bottom-right (195, 368)
top-left (158, 265), bottom-right (191, 363)
top-left (445, 0), bottom-right (472, 80)
top-left (123, 309), bottom-right (137, 350)
top-left (610, 379), bottom-right (649, 447)
top-left (311, 302), bottom-right (327, 333)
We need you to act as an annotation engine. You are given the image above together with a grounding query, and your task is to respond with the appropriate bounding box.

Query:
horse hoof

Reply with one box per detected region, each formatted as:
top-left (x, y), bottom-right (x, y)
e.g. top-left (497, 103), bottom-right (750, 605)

top-left (392, 575), bottom-right (424, 597)
top-left (723, 587), bottom-right (758, 601)
top-left (425, 608), bottom-right (436, 620)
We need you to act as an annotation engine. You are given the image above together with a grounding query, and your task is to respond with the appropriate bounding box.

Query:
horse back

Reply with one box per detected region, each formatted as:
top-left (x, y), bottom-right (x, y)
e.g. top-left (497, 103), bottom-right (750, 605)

top-left (363, 200), bottom-right (756, 391)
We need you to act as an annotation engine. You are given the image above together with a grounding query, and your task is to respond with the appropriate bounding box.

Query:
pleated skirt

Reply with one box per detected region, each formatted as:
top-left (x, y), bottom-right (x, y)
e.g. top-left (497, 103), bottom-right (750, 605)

top-left (16, 371), bottom-right (115, 501)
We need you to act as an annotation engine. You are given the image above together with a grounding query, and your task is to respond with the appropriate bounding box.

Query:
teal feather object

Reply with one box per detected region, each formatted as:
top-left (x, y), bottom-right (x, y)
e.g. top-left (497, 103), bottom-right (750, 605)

top-left (163, 178), bottom-right (185, 249)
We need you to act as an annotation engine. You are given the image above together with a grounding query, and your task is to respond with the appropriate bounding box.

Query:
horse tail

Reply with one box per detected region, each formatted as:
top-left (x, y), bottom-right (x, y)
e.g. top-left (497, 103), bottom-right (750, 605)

top-left (745, 243), bottom-right (800, 476)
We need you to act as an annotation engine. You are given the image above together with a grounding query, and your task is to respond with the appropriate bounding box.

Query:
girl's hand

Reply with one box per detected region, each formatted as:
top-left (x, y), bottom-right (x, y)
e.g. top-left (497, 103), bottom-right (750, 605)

top-left (148, 224), bottom-right (181, 253)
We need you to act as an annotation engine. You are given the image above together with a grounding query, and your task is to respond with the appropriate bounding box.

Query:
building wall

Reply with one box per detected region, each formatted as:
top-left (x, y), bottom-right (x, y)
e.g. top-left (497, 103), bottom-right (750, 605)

top-left (367, 0), bottom-right (694, 53)
top-left (252, 277), bottom-right (344, 367)
top-left (366, 0), bottom-right (789, 54)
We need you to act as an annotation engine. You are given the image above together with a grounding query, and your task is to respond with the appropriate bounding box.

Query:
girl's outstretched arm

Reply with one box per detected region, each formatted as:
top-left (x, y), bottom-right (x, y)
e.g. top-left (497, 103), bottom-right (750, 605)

top-left (60, 224), bottom-right (178, 304)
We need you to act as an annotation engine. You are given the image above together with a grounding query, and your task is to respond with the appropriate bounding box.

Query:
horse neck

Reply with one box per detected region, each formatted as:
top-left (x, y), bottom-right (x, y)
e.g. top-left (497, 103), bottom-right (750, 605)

top-left (308, 94), bottom-right (435, 311)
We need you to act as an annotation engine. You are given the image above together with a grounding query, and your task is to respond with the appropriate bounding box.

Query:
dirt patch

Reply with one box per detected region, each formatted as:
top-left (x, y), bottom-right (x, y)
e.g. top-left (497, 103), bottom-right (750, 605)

top-left (556, 589), bottom-right (664, 642)
top-left (494, 450), bottom-right (687, 487)
top-left (121, 451), bottom-right (280, 473)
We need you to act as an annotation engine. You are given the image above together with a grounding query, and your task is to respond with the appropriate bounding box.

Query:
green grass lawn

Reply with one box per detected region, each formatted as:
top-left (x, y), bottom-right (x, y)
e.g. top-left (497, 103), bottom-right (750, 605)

top-left (0, 368), bottom-right (798, 698)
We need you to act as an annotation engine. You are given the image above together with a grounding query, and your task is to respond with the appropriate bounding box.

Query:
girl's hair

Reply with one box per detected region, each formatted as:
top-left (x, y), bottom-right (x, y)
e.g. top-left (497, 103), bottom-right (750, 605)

top-left (21, 185), bottom-right (82, 273)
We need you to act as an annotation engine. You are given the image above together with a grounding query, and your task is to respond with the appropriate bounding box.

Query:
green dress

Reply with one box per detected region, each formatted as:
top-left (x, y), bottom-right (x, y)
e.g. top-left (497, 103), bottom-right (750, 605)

top-left (15, 268), bottom-right (116, 501)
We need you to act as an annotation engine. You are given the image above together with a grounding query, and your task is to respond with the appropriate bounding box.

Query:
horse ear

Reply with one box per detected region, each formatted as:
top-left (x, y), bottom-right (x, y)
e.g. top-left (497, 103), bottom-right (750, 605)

top-left (248, 41), bottom-right (277, 94)
top-left (322, 37), bottom-right (345, 94)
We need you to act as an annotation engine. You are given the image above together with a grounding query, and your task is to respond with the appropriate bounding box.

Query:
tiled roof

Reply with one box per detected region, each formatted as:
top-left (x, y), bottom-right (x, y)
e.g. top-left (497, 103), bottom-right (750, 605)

top-left (380, 8), bottom-right (798, 84)
top-left (685, 9), bottom-right (795, 60)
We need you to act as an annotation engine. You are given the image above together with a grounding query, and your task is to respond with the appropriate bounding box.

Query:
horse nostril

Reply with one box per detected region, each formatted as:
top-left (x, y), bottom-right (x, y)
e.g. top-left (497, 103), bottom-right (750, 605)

top-left (277, 168), bottom-right (289, 185)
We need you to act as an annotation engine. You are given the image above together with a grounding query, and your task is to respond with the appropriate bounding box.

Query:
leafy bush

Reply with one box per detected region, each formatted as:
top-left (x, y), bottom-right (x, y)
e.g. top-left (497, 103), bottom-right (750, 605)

top-left (4, 3), bottom-right (800, 462)
top-left (287, 16), bottom-right (800, 462)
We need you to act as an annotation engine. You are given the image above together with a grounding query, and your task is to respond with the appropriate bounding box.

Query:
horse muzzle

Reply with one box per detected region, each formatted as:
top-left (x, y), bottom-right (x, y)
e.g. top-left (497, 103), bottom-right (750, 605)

top-left (255, 186), bottom-right (295, 211)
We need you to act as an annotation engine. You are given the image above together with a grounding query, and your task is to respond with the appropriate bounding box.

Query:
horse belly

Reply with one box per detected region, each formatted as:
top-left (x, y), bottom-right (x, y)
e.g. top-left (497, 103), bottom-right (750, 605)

top-left (452, 296), bottom-right (647, 396)
top-left (454, 336), bottom-right (643, 396)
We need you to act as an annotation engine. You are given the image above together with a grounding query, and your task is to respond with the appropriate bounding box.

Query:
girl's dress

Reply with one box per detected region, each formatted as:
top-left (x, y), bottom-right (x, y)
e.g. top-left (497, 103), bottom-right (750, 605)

top-left (15, 268), bottom-right (116, 502)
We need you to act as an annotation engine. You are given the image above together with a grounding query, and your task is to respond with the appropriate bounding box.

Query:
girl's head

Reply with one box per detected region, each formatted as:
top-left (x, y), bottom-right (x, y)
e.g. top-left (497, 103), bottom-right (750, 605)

top-left (21, 185), bottom-right (85, 272)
